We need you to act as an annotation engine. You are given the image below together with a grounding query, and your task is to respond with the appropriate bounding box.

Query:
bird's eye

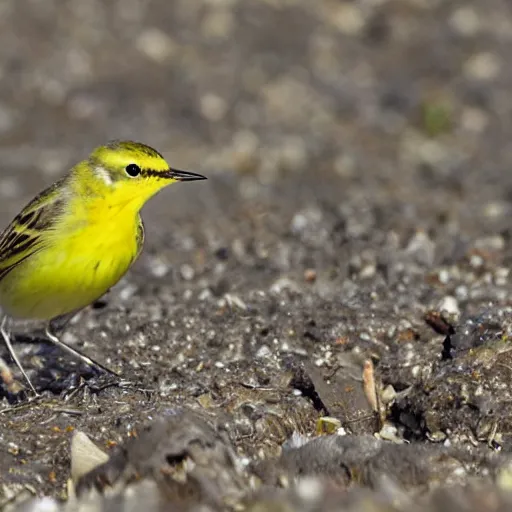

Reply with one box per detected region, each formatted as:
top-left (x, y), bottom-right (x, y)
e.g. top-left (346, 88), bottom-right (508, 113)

top-left (125, 164), bottom-right (141, 177)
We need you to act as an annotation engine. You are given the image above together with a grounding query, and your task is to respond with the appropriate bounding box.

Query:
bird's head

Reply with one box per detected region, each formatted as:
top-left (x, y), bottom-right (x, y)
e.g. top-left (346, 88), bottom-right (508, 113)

top-left (83, 140), bottom-right (206, 209)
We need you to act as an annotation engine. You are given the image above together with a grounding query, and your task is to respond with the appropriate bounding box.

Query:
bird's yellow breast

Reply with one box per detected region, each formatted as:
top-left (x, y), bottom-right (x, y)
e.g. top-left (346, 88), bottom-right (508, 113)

top-left (0, 195), bottom-right (143, 320)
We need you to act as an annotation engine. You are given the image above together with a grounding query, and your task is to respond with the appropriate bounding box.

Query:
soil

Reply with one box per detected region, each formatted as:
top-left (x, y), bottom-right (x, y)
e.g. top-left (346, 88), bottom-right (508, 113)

top-left (2, 1), bottom-right (512, 510)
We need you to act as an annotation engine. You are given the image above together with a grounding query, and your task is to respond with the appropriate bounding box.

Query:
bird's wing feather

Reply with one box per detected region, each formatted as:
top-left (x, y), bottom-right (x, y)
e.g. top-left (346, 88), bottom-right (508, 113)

top-left (0, 180), bottom-right (66, 281)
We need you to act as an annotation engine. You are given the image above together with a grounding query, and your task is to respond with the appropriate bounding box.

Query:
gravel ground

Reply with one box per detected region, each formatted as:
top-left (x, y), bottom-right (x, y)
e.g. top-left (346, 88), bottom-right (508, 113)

top-left (2, 0), bottom-right (512, 510)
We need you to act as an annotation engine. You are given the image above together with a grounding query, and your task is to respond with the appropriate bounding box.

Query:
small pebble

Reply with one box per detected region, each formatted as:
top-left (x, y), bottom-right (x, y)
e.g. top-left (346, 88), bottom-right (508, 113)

top-left (460, 107), bottom-right (488, 133)
top-left (304, 269), bottom-right (317, 283)
top-left (180, 264), bottom-right (195, 281)
top-left (406, 230), bottom-right (435, 267)
top-left (256, 345), bottom-right (272, 359)
top-left (135, 28), bottom-right (176, 63)
top-left (438, 295), bottom-right (460, 316)
top-left (378, 422), bottom-right (404, 444)
top-left (464, 52), bottom-right (501, 81)
top-left (150, 258), bottom-right (169, 278)
top-left (449, 6), bottom-right (481, 36)
top-left (200, 93), bottom-right (228, 122)
top-left (331, 3), bottom-right (366, 35)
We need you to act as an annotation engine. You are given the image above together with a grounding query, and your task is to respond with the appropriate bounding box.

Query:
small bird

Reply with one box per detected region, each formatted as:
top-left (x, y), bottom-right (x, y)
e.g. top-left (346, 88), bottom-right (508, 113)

top-left (0, 140), bottom-right (206, 394)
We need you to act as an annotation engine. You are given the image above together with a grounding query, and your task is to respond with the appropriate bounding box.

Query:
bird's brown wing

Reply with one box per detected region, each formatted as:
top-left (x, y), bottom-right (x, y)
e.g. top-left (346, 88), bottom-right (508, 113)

top-left (0, 180), bottom-right (65, 281)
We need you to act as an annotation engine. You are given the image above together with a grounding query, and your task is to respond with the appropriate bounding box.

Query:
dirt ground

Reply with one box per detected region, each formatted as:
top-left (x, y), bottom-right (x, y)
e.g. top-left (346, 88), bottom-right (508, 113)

top-left (2, 1), bottom-right (512, 510)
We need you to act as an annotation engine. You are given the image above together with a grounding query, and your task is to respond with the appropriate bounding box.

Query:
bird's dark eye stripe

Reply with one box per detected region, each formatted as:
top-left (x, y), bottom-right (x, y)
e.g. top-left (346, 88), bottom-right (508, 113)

top-left (125, 168), bottom-right (168, 178)
top-left (141, 169), bottom-right (164, 178)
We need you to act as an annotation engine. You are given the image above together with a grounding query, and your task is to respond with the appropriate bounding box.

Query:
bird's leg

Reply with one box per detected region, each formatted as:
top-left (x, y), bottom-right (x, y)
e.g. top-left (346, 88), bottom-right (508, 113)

top-left (44, 324), bottom-right (118, 377)
top-left (0, 315), bottom-right (38, 395)
top-left (49, 312), bottom-right (79, 336)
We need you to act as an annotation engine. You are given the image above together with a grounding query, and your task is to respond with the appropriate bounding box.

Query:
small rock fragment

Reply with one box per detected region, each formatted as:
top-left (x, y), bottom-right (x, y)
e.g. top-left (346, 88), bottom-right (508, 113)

top-left (71, 431), bottom-right (109, 485)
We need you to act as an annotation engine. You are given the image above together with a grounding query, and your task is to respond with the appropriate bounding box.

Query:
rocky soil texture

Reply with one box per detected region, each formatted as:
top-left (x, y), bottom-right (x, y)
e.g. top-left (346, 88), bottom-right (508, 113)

top-left (2, 0), bottom-right (512, 511)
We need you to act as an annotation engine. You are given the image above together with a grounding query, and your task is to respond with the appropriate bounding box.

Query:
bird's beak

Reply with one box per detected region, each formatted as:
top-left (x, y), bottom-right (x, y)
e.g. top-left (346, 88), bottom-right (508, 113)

top-left (166, 168), bottom-right (207, 181)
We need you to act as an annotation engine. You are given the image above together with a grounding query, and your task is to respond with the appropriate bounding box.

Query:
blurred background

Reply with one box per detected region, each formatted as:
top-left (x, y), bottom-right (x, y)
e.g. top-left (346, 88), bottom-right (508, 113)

top-left (0, 0), bottom-right (511, 279)
top-left (3, 1), bottom-right (512, 499)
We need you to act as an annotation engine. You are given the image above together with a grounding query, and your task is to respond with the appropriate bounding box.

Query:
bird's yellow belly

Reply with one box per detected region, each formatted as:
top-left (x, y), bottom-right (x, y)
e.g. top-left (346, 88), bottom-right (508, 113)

top-left (0, 220), bottom-right (141, 320)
